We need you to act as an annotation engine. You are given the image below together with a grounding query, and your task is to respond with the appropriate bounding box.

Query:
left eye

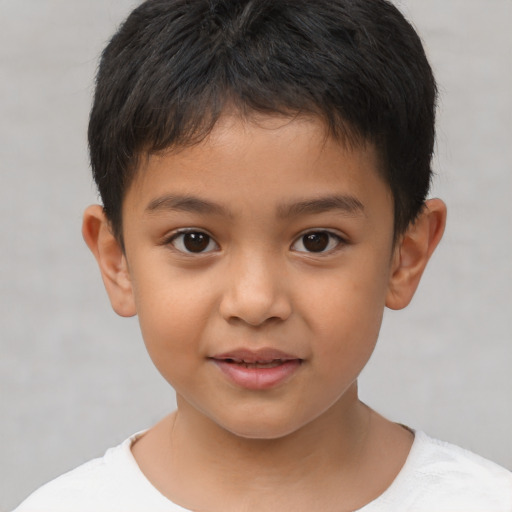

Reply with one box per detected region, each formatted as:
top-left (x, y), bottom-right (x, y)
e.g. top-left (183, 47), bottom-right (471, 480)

top-left (169, 231), bottom-right (219, 253)
top-left (291, 231), bottom-right (343, 253)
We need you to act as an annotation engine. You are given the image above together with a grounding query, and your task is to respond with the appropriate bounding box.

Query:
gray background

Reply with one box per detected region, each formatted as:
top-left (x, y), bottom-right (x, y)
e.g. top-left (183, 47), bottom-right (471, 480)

top-left (1, 0), bottom-right (511, 510)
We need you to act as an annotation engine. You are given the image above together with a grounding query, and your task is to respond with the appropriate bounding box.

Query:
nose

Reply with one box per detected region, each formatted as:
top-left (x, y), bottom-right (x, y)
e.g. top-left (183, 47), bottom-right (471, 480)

top-left (219, 251), bottom-right (292, 327)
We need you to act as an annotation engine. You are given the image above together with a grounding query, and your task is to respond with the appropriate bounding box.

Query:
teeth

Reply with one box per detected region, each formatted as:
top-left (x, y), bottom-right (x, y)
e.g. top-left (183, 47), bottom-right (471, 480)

top-left (227, 359), bottom-right (283, 368)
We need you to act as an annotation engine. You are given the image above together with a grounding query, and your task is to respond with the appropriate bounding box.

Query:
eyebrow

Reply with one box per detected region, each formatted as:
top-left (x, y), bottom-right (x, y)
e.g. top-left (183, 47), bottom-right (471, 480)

top-left (277, 195), bottom-right (365, 218)
top-left (145, 194), bottom-right (230, 216)
top-left (145, 193), bottom-right (364, 219)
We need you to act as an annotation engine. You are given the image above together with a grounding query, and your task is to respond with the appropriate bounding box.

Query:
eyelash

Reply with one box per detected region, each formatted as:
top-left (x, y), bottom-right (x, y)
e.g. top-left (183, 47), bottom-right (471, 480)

top-left (166, 229), bottom-right (219, 254)
top-left (290, 230), bottom-right (346, 254)
top-left (164, 229), bottom-right (346, 255)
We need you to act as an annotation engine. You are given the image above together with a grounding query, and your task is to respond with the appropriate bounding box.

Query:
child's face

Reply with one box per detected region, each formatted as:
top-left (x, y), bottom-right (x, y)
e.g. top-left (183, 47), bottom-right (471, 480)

top-left (121, 115), bottom-right (396, 439)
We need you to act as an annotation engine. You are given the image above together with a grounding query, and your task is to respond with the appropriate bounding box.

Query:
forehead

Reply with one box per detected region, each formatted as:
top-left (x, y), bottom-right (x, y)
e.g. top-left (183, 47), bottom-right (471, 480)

top-left (124, 114), bottom-right (391, 221)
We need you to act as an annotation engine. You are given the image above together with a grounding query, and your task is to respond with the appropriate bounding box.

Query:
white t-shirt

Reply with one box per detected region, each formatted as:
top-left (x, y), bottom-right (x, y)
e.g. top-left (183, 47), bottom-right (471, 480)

top-left (14, 431), bottom-right (512, 511)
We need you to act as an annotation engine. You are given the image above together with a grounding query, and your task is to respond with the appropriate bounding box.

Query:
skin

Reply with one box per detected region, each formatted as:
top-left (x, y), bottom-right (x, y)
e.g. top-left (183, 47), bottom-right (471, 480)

top-left (83, 115), bottom-right (446, 511)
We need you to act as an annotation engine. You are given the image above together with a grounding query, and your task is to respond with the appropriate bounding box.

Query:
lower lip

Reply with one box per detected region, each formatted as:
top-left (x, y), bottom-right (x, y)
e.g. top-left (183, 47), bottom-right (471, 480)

top-left (212, 359), bottom-right (302, 390)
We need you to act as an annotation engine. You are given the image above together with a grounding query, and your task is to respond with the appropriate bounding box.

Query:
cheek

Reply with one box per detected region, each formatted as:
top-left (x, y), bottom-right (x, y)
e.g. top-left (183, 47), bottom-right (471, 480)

top-left (132, 269), bottom-right (216, 374)
top-left (300, 261), bottom-right (389, 363)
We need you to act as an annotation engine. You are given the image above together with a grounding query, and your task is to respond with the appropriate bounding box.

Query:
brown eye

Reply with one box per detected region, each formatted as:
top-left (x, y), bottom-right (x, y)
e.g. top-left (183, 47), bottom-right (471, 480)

top-left (170, 231), bottom-right (218, 253)
top-left (292, 231), bottom-right (343, 253)
top-left (303, 232), bottom-right (329, 252)
top-left (183, 233), bottom-right (210, 252)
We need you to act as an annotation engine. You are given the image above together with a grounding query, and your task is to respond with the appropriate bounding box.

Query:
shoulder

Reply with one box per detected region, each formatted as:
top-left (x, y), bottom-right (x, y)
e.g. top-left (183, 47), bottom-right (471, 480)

top-left (13, 450), bottom-right (116, 512)
top-left (414, 432), bottom-right (512, 490)
top-left (367, 431), bottom-right (512, 511)
top-left (12, 433), bottom-right (187, 512)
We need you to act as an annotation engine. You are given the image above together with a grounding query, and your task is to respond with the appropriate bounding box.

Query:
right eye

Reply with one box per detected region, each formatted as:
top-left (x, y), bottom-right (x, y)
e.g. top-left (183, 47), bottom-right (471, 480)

top-left (168, 231), bottom-right (219, 254)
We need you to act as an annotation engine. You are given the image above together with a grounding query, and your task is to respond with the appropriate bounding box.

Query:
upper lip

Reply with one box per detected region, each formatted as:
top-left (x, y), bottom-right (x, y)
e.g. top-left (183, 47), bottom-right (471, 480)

top-left (210, 348), bottom-right (300, 364)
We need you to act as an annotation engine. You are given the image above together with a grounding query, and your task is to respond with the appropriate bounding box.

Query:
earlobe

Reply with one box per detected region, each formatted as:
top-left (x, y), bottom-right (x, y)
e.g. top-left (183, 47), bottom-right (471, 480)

top-left (386, 198), bottom-right (447, 310)
top-left (82, 205), bottom-right (137, 317)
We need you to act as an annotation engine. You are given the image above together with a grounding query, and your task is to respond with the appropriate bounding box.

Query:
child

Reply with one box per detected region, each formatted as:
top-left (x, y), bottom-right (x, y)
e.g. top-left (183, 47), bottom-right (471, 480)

top-left (14, 0), bottom-right (511, 510)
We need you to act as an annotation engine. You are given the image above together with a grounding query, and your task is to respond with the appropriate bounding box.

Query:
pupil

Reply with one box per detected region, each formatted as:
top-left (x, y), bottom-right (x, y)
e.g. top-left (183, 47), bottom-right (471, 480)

top-left (303, 232), bottom-right (329, 252)
top-left (183, 233), bottom-right (209, 252)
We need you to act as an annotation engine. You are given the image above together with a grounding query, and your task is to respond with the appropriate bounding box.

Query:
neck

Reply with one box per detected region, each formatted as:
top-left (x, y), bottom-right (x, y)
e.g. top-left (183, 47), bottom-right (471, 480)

top-left (173, 383), bottom-right (370, 480)
top-left (132, 384), bottom-right (413, 511)
top-left (133, 383), bottom-right (393, 511)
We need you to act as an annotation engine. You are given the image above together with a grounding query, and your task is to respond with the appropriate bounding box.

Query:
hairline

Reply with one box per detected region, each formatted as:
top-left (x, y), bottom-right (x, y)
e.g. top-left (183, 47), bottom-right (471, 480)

top-left (110, 108), bottom-right (405, 252)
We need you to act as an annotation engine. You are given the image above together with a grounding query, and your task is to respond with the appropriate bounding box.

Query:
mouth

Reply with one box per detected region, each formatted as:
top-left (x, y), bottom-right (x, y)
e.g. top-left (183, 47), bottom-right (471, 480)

top-left (210, 347), bottom-right (301, 366)
top-left (219, 358), bottom-right (289, 369)
top-left (210, 348), bottom-right (302, 390)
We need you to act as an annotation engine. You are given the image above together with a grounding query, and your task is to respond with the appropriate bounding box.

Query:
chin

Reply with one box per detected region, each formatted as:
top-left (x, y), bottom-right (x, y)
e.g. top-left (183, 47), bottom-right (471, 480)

top-left (214, 410), bottom-right (309, 441)
top-left (227, 424), bottom-right (299, 441)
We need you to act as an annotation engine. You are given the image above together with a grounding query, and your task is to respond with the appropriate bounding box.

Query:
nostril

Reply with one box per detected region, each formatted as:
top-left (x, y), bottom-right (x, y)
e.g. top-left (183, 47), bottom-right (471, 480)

top-left (218, 269), bottom-right (292, 326)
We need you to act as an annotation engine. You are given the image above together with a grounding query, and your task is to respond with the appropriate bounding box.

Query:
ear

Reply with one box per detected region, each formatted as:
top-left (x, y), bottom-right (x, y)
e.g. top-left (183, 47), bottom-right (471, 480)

top-left (82, 205), bottom-right (136, 317)
top-left (386, 198), bottom-right (447, 310)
